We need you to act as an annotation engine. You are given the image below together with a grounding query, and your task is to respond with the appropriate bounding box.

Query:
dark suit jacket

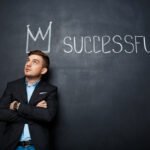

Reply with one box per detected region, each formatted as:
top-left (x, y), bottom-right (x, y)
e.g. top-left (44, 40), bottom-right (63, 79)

top-left (0, 77), bottom-right (57, 150)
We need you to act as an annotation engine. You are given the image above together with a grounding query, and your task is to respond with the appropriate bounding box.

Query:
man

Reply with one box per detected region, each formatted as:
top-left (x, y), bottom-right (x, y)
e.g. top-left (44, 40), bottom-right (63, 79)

top-left (0, 50), bottom-right (57, 150)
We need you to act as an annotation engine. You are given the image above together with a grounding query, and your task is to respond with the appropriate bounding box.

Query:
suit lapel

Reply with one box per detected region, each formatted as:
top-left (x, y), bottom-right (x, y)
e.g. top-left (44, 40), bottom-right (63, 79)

top-left (29, 80), bottom-right (45, 105)
top-left (19, 77), bottom-right (28, 104)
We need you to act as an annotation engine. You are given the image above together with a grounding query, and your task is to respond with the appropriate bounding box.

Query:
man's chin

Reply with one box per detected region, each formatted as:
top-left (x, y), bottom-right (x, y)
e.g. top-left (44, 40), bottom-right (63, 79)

top-left (25, 74), bottom-right (41, 79)
top-left (25, 74), bottom-right (31, 77)
top-left (25, 74), bottom-right (34, 78)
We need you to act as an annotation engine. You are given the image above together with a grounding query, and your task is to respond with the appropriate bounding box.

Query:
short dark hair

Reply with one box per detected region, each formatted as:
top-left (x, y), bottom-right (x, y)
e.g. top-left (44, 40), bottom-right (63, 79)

top-left (28, 50), bottom-right (50, 80)
top-left (28, 50), bottom-right (50, 69)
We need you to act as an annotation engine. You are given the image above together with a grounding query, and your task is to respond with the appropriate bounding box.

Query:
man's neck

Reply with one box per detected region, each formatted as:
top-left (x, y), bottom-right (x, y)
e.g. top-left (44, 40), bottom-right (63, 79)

top-left (26, 77), bottom-right (41, 84)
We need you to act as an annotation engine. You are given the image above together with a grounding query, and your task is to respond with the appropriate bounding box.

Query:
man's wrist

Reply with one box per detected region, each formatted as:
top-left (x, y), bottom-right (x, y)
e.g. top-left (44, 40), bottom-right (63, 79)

top-left (16, 102), bottom-right (20, 110)
top-left (13, 101), bottom-right (20, 110)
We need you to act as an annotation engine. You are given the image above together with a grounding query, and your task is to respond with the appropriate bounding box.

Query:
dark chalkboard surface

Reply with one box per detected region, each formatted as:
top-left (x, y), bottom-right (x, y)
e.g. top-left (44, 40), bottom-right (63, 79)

top-left (0, 0), bottom-right (150, 149)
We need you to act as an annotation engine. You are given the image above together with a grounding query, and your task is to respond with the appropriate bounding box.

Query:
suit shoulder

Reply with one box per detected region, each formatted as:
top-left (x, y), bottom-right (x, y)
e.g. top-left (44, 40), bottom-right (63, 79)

top-left (42, 81), bottom-right (57, 90)
top-left (7, 77), bottom-right (25, 86)
top-left (49, 84), bottom-right (57, 90)
top-left (48, 83), bottom-right (57, 90)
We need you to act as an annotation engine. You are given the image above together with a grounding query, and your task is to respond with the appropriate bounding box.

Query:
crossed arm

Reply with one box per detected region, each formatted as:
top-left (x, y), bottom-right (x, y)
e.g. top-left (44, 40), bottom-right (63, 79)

top-left (0, 85), bottom-right (57, 123)
top-left (0, 100), bottom-right (47, 123)
top-left (10, 100), bottom-right (47, 110)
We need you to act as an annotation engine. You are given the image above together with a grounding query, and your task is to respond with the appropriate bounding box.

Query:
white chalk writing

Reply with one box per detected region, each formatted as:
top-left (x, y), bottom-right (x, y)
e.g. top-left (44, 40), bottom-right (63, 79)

top-left (63, 35), bottom-right (150, 54)
top-left (26, 22), bottom-right (52, 53)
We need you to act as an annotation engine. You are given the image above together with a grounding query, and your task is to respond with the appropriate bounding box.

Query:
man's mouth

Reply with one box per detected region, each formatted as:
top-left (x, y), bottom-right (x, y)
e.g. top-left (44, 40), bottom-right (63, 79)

top-left (25, 68), bottom-right (31, 72)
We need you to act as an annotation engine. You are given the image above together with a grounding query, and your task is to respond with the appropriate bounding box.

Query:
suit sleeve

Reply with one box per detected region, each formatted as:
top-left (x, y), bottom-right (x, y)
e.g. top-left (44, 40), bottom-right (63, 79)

top-left (0, 83), bottom-right (27, 123)
top-left (17, 87), bottom-right (57, 123)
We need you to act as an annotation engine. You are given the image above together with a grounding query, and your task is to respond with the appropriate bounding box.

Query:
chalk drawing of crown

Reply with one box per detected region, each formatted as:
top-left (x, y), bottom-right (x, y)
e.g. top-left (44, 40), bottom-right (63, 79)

top-left (26, 22), bottom-right (52, 53)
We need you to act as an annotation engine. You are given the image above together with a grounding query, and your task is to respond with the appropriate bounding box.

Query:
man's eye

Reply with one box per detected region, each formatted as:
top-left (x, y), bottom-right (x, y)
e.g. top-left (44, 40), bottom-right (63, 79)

top-left (33, 60), bottom-right (38, 64)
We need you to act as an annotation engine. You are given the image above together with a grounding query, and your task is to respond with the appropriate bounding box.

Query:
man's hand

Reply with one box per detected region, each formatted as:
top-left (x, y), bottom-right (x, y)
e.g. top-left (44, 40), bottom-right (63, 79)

top-left (9, 100), bottom-right (20, 110)
top-left (36, 100), bottom-right (47, 108)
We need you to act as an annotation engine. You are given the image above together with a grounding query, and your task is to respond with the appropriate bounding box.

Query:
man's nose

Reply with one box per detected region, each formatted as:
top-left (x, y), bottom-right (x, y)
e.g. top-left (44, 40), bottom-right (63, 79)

top-left (26, 61), bottom-right (32, 67)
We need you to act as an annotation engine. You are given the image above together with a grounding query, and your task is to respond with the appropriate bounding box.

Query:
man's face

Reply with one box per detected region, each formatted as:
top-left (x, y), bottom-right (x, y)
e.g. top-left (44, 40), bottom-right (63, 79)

top-left (24, 54), bottom-right (47, 78)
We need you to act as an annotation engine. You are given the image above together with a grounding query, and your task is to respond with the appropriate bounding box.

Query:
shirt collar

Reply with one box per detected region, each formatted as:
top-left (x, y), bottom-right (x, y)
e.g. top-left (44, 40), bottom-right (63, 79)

top-left (25, 79), bottom-right (40, 87)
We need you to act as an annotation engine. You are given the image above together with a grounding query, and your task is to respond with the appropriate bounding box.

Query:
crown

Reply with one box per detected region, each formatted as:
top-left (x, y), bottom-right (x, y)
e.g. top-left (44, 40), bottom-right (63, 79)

top-left (26, 21), bottom-right (52, 53)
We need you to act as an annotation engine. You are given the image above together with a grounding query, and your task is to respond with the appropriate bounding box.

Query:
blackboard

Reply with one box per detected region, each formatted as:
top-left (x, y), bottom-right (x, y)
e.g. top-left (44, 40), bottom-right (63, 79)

top-left (0, 0), bottom-right (150, 149)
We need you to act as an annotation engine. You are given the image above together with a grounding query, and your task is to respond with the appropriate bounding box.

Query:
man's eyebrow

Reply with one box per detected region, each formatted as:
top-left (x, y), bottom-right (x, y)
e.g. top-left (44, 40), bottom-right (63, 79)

top-left (33, 59), bottom-right (40, 62)
top-left (26, 57), bottom-right (40, 63)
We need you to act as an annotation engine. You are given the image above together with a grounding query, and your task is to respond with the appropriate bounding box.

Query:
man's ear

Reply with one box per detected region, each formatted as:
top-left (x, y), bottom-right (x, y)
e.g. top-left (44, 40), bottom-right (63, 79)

top-left (41, 68), bottom-right (48, 75)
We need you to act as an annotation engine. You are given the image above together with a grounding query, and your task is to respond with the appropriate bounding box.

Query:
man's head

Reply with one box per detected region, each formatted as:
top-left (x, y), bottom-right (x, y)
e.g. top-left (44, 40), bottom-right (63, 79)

top-left (24, 50), bottom-right (50, 80)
